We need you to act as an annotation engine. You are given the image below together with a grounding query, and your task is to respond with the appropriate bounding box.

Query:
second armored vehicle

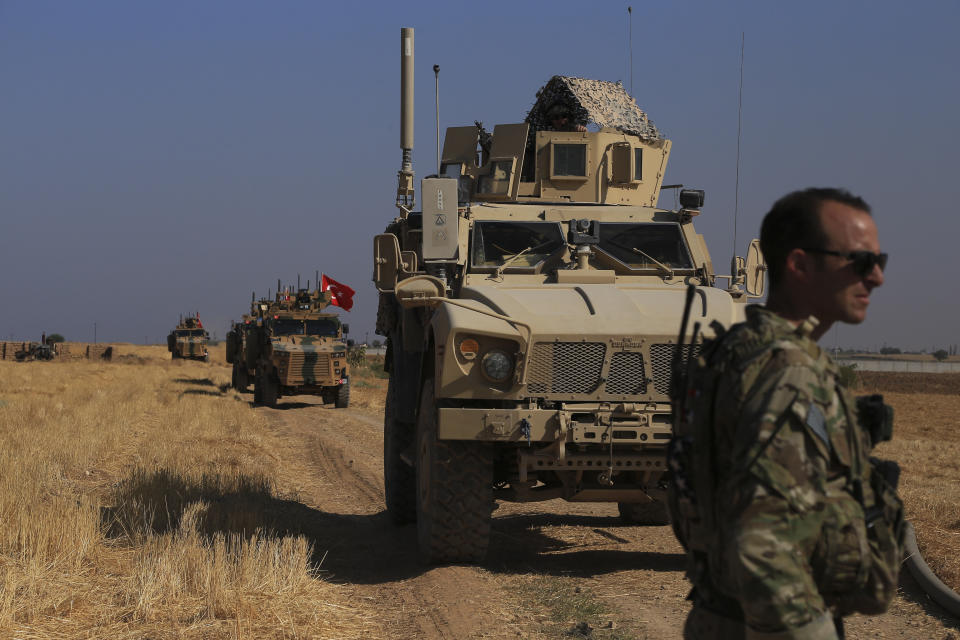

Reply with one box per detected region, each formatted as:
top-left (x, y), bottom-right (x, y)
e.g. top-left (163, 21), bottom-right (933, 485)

top-left (167, 314), bottom-right (209, 361)
top-left (250, 287), bottom-right (352, 408)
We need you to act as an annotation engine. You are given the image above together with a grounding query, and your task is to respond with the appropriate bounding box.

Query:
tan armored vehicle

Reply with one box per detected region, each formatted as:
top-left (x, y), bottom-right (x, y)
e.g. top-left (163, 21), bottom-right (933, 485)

top-left (373, 29), bottom-right (765, 563)
top-left (226, 294), bottom-right (275, 392)
top-left (167, 314), bottom-right (209, 361)
top-left (250, 287), bottom-right (352, 408)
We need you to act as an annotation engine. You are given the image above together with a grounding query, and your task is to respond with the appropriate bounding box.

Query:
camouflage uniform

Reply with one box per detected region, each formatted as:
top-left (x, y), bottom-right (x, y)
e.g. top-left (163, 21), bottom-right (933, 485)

top-left (670, 306), bottom-right (903, 639)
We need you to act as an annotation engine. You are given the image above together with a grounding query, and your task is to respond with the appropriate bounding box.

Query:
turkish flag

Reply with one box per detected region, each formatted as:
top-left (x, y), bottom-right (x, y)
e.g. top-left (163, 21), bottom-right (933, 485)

top-left (321, 274), bottom-right (356, 311)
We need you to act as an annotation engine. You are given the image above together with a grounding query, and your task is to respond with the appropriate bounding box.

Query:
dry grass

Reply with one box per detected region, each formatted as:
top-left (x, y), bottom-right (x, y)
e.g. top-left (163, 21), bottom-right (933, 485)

top-left (0, 357), bottom-right (376, 638)
top-left (347, 355), bottom-right (388, 413)
top-left (862, 373), bottom-right (960, 593)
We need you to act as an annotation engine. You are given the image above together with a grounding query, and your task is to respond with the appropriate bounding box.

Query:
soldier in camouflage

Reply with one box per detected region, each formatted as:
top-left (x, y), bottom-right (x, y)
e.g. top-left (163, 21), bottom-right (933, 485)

top-left (669, 188), bottom-right (905, 639)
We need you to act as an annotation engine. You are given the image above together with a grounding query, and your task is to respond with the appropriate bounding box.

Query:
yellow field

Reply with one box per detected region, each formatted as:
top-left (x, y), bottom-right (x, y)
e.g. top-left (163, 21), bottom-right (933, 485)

top-left (1, 354), bottom-right (957, 637)
top-left (0, 353), bottom-right (376, 638)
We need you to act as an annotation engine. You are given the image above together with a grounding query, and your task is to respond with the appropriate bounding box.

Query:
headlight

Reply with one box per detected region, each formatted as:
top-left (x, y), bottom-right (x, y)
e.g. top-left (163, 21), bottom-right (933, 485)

top-left (481, 349), bottom-right (513, 382)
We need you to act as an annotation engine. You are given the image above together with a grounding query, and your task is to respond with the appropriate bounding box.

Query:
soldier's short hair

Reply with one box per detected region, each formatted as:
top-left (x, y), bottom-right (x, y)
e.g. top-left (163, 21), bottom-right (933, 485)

top-left (760, 187), bottom-right (871, 289)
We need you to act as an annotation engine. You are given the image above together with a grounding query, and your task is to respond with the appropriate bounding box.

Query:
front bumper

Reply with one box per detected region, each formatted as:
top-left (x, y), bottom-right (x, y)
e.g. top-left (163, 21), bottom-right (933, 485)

top-left (437, 402), bottom-right (673, 444)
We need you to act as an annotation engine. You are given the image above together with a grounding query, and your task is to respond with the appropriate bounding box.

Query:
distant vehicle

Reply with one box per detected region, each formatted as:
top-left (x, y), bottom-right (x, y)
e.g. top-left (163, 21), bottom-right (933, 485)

top-left (248, 287), bottom-right (352, 408)
top-left (167, 314), bottom-right (209, 361)
top-left (373, 29), bottom-right (766, 563)
top-left (14, 342), bottom-right (55, 362)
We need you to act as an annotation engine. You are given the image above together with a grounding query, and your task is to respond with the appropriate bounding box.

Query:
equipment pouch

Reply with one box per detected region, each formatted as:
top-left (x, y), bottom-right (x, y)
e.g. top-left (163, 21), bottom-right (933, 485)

top-left (813, 495), bottom-right (870, 599)
top-left (830, 459), bottom-right (905, 615)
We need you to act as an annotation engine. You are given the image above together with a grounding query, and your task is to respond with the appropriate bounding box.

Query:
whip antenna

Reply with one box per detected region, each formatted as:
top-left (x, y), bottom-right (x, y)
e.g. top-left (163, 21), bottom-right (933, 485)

top-left (732, 32), bottom-right (744, 260)
top-left (628, 6), bottom-right (633, 96)
top-left (434, 64), bottom-right (441, 176)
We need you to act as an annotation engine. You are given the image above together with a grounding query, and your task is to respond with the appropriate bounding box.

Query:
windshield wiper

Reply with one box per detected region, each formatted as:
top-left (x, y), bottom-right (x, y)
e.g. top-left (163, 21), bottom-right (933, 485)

top-left (491, 246), bottom-right (533, 280)
top-left (489, 240), bottom-right (558, 280)
top-left (630, 247), bottom-right (674, 276)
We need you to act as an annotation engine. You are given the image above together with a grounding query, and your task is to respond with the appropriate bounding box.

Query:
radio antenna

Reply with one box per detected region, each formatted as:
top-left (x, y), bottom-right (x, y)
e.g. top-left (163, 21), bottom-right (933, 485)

top-left (434, 64), bottom-right (441, 176)
top-left (628, 6), bottom-right (633, 96)
top-left (732, 32), bottom-right (744, 261)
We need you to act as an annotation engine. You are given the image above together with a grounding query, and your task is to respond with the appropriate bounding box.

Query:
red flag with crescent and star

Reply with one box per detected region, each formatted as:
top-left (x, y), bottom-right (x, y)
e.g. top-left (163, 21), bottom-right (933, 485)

top-left (321, 274), bottom-right (356, 311)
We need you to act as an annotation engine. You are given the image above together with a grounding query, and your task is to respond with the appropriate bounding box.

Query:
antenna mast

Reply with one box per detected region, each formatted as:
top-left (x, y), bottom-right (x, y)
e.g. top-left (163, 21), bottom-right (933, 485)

top-left (628, 6), bottom-right (633, 96)
top-left (732, 32), bottom-right (745, 261)
top-left (434, 64), bottom-right (441, 176)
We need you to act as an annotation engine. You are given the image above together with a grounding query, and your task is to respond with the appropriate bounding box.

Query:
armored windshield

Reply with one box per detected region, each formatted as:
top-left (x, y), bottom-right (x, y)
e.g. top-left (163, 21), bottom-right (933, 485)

top-left (471, 221), bottom-right (565, 270)
top-left (305, 318), bottom-right (340, 337)
top-left (176, 329), bottom-right (206, 337)
top-left (273, 319), bottom-right (305, 336)
top-left (597, 223), bottom-right (694, 270)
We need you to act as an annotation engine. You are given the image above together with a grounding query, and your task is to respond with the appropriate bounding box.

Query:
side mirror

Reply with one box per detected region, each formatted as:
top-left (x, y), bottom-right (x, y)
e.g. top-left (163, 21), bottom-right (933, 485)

top-left (395, 275), bottom-right (446, 309)
top-left (347, 339), bottom-right (355, 347)
top-left (373, 234), bottom-right (402, 292)
top-left (745, 239), bottom-right (766, 297)
top-left (342, 323), bottom-right (350, 334)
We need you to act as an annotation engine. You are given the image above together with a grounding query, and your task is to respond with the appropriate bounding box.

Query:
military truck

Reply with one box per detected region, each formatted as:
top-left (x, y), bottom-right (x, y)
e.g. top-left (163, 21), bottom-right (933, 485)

top-left (250, 287), bottom-right (352, 408)
top-left (373, 28), bottom-right (766, 563)
top-left (167, 314), bottom-right (209, 361)
top-left (226, 294), bottom-right (275, 392)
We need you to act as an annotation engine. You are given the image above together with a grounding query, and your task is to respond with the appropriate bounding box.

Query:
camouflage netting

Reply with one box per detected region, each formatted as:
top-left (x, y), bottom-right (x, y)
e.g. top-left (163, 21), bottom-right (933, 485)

top-left (525, 76), bottom-right (662, 141)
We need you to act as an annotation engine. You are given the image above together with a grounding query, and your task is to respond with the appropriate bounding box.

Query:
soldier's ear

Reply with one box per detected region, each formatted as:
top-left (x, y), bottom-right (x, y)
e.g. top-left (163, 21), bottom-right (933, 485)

top-left (784, 247), bottom-right (815, 283)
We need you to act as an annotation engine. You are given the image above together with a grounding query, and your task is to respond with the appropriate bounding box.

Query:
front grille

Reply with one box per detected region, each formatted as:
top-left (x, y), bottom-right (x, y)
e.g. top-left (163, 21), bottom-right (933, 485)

top-left (649, 343), bottom-right (701, 395)
top-left (527, 342), bottom-right (606, 394)
top-left (282, 352), bottom-right (330, 384)
top-left (605, 351), bottom-right (647, 395)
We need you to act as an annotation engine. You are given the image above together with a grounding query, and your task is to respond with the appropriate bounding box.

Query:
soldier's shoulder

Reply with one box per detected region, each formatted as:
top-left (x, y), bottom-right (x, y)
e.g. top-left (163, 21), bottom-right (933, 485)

top-left (709, 307), bottom-right (822, 373)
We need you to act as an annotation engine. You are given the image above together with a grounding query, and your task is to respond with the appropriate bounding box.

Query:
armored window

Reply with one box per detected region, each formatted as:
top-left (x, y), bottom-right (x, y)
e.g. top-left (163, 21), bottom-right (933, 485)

top-left (596, 223), bottom-right (695, 272)
top-left (476, 159), bottom-right (515, 196)
top-left (305, 318), bottom-right (340, 337)
top-left (273, 319), bottom-right (305, 336)
top-left (633, 148), bottom-right (643, 180)
top-left (551, 143), bottom-right (587, 178)
top-left (470, 221), bottom-right (565, 272)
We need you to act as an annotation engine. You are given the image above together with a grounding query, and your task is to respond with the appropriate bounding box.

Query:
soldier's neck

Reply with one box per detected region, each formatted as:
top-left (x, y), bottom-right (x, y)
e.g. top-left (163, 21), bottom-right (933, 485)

top-left (765, 291), bottom-right (832, 342)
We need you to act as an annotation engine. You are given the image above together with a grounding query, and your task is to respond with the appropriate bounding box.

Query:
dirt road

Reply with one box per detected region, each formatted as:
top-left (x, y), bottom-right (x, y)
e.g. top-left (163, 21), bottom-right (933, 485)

top-left (255, 395), bottom-right (959, 639)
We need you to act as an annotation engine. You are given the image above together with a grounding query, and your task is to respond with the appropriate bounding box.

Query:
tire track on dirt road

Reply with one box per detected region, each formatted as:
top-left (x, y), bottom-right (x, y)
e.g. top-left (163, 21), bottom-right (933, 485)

top-left (253, 397), bottom-right (959, 639)
top-left (259, 399), bottom-right (529, 640)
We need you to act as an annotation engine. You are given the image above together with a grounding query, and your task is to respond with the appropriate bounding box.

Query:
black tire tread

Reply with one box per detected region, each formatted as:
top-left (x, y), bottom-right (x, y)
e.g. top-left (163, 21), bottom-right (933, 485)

top-left (384, 381), bottom-right (416, 524)
top-left (417, 379), bottom-right (493, 563)
top-left (335, 380), bottom-right (350, 408)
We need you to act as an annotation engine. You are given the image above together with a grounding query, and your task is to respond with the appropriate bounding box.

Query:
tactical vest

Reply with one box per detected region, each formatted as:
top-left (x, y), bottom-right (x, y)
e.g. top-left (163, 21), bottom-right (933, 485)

top-left (668, 310), bottom-right (905, 617)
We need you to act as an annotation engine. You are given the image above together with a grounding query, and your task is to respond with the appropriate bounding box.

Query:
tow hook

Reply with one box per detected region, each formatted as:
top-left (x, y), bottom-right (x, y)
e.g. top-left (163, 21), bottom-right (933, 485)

top-left (598, 470), bottom-right (614, 486)
top-left (520, 418), bottom-right (532, 446)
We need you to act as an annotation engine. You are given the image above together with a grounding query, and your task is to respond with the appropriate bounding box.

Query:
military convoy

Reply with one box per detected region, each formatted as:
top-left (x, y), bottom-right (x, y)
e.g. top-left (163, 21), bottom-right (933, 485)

top-left (226, 284), bottom-right (353, 408)
top-left (372, 28), bottom-right (766, 563)
top-left (167, 315), bottom-right (209, 361)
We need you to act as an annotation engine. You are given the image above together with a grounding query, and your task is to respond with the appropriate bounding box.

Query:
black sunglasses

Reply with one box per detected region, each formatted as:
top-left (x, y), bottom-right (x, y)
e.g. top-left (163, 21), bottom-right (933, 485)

top-left (802, 248), bottom-right (888, 277)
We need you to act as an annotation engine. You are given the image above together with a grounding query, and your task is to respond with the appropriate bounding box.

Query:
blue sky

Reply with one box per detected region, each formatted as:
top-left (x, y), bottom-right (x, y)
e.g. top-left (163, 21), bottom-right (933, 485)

top-left (2, 1), bottom-right (958, 351)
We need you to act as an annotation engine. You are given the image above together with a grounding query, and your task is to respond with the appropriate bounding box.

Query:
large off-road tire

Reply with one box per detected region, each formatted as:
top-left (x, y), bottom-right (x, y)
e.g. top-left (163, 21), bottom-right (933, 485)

top-left (236, 365), bottom-right (249, 393)
top-left (253, 372), bottom-right (263, 403)
top-left (618, 500), bottom-right (670, 526)
top-left (416, 379), bottom-right (493, 564)
top-left (256, 367), bottom-right (279, 408)
top-left (334, 379), bottom-right (350, 408)
top-left (384, 379), bottom-right (416, 525)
